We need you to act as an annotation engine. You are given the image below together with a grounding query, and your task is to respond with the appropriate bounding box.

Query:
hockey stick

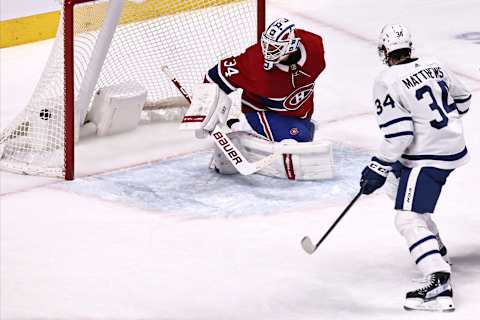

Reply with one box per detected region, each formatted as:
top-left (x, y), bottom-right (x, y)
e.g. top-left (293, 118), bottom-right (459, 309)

top-left (161, 65), bottom-right (276, 175)
top-left (301, 188), bottom-right (363, 254)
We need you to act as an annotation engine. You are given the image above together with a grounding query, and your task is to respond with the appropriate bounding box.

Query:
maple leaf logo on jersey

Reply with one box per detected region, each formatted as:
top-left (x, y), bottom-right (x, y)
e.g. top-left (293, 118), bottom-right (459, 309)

top-left (284, 83), bottom-right (315, 110)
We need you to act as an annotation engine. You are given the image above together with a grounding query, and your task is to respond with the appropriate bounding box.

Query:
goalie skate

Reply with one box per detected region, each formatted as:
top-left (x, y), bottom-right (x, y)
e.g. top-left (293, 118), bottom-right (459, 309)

top-left (404, 272), bottom-right (454, 312)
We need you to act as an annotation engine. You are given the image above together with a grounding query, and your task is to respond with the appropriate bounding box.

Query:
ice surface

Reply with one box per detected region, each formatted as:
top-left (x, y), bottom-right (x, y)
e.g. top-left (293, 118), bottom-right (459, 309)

top-left (56, 146), bottom-right (370, 215)
top-left (1, 0), bottom-right (480, 319)
top-left (0, 0), bottom-right (60, 21)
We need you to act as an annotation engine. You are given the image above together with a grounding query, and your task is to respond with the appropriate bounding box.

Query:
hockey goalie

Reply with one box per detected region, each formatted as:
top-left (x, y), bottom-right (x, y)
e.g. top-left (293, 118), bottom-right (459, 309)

top-left (181, 18), bottom-right (335, 180)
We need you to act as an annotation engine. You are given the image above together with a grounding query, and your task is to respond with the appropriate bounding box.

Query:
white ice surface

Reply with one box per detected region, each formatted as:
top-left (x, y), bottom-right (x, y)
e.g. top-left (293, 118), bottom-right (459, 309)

top-left (54, 146), bottom-right (370, 215)
top-left (1, 0), bottom-right (480, 319)
top-left (0, 0), bottom-right (60, 21)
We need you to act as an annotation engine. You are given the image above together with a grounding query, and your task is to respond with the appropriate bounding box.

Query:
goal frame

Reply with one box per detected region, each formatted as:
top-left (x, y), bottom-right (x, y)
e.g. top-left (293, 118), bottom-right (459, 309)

top-left (62, 0), bottom-right (265, 180)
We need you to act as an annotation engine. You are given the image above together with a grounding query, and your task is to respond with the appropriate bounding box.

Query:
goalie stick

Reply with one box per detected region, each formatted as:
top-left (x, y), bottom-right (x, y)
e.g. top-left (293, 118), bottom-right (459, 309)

top-left (161, 65), bottom-right (276, 175)
top-left (301, 188), bottom-right (363, 254)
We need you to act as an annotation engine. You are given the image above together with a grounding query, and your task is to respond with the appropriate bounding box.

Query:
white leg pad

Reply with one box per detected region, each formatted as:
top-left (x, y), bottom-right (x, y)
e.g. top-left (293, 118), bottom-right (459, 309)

top-left (209, 131), bottom-right (335, 180)
top-left (240, 135), bottom-right (335, 180)
top-left (208, 132), bottom-right (243, 175)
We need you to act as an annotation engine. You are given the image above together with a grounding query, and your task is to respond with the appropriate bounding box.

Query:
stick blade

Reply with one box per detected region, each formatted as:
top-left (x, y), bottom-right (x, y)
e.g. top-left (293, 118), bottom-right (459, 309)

top-left (301, 236), bottom-right (316, 254)
top-left (237, 154), bottom-right (276, 175)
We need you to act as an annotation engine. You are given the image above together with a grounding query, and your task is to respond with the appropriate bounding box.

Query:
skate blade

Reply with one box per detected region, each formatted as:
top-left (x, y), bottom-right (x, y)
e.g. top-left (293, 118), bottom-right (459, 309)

top-left (404, 297), bottom-right (455, 312)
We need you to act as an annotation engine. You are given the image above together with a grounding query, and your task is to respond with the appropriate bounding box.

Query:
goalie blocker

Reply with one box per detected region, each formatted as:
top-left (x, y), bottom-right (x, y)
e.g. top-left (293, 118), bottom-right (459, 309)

top-left (180, 83), bottom-right (335, 180)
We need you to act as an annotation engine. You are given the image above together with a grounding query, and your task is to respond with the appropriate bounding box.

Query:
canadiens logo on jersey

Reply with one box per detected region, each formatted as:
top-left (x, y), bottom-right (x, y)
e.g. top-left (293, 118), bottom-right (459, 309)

top-left (205, 29), bottom-right (326, 119)
top-left (284, 83), bottom-right (315, 110)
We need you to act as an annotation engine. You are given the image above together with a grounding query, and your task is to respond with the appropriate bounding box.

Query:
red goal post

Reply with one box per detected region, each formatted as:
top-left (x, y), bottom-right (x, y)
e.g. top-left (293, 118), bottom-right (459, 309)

top-left (0, 0), bottom-right (265, 180)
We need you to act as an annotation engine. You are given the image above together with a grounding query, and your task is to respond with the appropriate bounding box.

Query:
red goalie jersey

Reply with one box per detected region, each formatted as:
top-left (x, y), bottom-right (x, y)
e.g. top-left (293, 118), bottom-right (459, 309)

top-left (205, 29), bottom-right (326, 119)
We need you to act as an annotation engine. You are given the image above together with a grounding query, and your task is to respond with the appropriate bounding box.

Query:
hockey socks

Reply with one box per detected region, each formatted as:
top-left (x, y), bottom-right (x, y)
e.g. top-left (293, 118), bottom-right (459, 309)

top-left (394, 211), bottom-right (451, 275)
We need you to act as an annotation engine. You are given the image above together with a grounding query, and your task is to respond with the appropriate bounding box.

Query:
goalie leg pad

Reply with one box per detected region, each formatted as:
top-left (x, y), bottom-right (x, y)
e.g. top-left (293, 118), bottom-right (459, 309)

top-left (213, 132), bottom-right (334, 180)
top-left (209, 146), bottom-right (238, 175)
top-left (208, 131), bottom-right (246, 175)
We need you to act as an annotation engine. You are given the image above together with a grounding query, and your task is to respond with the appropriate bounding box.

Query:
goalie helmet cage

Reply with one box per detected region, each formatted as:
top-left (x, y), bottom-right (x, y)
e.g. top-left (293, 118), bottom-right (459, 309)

top-left (0, 0), bottom-right (266, 180)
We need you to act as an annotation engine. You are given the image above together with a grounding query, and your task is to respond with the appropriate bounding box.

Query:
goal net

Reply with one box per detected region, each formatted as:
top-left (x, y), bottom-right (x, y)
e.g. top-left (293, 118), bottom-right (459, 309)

top-left (0, 0), bottom-right (264, 179)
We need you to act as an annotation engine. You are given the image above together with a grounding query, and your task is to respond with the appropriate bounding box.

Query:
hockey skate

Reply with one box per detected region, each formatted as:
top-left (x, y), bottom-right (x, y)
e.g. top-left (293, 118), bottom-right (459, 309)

top-left (404, 272), bottom-right (454, 312)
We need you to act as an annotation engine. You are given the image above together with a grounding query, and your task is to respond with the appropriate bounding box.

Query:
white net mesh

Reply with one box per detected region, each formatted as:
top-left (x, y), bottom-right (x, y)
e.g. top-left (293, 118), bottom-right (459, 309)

top-left (0, 0), bottom-right (259, 178)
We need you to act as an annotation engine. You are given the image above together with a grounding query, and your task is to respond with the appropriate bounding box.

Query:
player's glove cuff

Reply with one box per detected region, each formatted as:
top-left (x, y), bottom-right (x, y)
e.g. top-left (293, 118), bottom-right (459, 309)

top-left (367, 157), bottom-right (393, 177)
top-left (360, 157), bottom-right (394, 195)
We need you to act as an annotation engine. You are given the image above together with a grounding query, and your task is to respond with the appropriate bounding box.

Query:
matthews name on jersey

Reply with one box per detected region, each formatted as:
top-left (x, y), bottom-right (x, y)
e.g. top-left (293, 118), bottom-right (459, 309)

top-left (374, 57), bottom-right (472, 169)
top-left (205, 29), bottom-right (325, 119)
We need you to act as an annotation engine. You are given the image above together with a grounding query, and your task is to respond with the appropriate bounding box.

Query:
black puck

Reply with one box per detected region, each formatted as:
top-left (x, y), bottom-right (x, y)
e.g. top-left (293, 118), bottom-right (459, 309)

top-left (39, 109), bottom-right (52, 120)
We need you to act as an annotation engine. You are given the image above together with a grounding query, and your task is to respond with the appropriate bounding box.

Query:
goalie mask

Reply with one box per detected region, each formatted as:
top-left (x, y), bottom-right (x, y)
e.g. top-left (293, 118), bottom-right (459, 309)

top-left (261, 18), bottom-right (300, 70)
top-left (377, 24), bottom-right (413, 64)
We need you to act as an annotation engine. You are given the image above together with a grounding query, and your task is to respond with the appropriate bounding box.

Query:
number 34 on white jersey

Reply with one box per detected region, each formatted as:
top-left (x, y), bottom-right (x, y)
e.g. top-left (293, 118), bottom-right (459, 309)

top-left (373, 57), bottom-right (472, 169)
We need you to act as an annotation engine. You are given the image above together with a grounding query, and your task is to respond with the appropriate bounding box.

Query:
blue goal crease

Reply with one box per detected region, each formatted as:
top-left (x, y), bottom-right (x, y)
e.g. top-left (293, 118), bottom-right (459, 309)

top-left (55, 146), bottom-right (370, 217)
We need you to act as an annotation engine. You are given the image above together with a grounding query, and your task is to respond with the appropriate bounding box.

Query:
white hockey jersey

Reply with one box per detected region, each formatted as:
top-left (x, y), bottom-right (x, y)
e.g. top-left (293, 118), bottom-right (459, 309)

top-left (373, 57), bottom-right (472, 169)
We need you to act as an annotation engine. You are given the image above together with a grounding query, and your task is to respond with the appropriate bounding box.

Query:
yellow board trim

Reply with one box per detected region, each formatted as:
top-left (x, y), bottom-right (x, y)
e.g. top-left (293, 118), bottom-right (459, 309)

top-left (0, 11), bottom-right (60, 48)
top-left (74, 0), bottom-right (242, 32)
top-left (0, 0), bottom-right (243, 48)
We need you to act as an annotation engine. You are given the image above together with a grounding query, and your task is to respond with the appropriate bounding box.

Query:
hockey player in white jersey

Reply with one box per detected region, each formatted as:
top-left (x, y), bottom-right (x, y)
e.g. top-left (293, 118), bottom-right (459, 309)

top-left (359, 24), bottom-right (472, 312)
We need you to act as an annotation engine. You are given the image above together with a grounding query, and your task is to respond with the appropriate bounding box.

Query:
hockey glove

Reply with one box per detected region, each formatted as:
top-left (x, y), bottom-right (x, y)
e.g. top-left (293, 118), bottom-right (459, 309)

top-left (360, 157), bottom-right (392, 195)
